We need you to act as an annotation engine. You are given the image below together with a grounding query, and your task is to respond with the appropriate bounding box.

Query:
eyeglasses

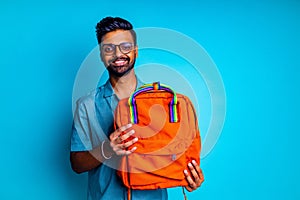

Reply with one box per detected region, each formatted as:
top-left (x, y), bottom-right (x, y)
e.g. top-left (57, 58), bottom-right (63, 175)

top-left (101, 42), bottom-right (135, 55)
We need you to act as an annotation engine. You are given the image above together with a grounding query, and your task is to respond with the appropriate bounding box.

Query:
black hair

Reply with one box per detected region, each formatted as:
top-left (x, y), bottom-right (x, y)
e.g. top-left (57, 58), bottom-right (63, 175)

top-left (95, 17), bottom-right (137, 45)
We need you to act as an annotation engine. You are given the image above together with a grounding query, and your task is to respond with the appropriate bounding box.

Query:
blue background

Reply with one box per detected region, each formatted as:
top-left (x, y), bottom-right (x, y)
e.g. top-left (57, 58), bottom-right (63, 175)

top-left (1, 0), bottom-right (299, 199)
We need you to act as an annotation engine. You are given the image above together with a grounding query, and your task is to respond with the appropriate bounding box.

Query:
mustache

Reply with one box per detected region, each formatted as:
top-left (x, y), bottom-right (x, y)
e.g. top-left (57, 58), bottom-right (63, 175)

top-left (109, 56), bottom-right (130, 64)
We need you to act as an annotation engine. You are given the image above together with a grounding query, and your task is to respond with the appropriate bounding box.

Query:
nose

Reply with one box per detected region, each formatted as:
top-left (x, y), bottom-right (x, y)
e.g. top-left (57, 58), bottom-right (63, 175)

top-left (114, 45), bottom-right (123, 57)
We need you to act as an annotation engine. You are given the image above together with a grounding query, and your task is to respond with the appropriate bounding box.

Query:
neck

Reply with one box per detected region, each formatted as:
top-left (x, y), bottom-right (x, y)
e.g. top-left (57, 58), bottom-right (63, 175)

top-left (110, 69), bottom-right (137, 99)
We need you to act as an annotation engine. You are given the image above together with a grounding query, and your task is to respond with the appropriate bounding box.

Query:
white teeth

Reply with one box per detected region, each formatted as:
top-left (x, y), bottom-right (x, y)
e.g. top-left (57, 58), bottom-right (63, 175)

top-left (114, 60), bottom-right (127, 66)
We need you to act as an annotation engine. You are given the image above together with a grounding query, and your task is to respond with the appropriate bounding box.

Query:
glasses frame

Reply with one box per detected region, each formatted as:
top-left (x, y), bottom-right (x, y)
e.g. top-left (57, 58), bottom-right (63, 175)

top-left (101, 42), bottom-right (135, 55)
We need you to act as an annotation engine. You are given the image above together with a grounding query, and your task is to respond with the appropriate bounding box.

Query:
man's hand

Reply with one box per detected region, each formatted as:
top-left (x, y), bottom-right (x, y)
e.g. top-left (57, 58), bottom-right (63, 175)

top-left (109, 123), bottom-right (138, 155)
top-left (184, 160), bottom-right (204, 192)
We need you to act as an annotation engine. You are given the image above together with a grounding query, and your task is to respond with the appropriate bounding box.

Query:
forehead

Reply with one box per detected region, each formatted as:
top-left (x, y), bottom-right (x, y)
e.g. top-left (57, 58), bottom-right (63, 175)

top-left (101, 30), bottom-right (134, 44)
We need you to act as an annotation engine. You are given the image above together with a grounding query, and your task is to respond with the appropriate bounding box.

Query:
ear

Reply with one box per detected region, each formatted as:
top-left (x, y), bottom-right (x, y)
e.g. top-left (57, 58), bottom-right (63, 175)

top-left (100, 52), bottom-right (104, 62)
top-left (134, 45), bottom-right (138, 58)
top-left (99, 44), bottom-right (104, 62)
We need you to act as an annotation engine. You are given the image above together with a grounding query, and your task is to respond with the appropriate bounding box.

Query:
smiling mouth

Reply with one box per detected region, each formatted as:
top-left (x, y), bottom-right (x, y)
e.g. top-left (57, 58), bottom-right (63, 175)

top-left (112, 58), bottom-right (129, 66)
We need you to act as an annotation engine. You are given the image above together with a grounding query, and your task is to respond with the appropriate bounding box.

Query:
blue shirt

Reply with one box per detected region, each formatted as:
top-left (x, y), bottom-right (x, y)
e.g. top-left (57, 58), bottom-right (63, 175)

top-left (71, 78), bottom-right (168, 200)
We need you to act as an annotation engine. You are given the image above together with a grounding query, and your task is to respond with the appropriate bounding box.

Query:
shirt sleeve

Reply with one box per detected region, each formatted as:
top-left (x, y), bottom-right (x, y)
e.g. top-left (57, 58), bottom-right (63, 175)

top-left (70, 99), bottom-right (93, 152)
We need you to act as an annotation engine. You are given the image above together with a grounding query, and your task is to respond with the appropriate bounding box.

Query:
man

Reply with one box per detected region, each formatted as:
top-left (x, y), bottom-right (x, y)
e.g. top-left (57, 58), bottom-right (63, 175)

top-left (70, 16), bottom-right (203, 200)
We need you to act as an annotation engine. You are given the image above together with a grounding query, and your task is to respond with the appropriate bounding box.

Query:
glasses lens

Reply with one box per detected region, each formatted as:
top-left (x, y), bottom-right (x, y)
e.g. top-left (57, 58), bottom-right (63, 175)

top-left (102, 43), bottom-right (134, 55)
top-left (102, 44), bottom-right (115, 55)
top-left (119, 42), bottom-right (134, 54)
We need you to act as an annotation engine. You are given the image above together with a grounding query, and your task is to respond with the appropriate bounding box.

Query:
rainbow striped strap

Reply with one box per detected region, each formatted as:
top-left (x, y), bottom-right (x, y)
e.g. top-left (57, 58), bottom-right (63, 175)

top-left (128, 82), bottom-right (178, 124)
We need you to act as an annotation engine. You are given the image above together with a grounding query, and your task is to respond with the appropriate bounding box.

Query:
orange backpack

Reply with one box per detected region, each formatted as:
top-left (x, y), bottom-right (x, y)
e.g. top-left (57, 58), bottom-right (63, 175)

top-left (114, 82), bottom-right (203, 196)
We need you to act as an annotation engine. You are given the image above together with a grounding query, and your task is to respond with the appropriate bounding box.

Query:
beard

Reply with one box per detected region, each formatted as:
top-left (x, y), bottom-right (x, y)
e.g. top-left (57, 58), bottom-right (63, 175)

top-left (106, 55), bottom-right (136, 77)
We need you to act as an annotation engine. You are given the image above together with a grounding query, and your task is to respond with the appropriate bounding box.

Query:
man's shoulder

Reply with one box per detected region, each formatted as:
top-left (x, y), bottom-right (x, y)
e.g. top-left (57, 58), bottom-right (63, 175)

top-left (75, 83), bottom-right (107, 106)
top-left (76, 89), bottom-right (96, 105)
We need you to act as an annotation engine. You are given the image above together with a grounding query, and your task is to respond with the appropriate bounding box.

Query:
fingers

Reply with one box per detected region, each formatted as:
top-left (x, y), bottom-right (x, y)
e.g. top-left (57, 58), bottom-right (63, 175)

top-left (189, 160), bottom-right (202, 185)
top-left (111, 137), bottom-right (138, 151)
top-left (111, 123), bottom-right (133, 141)
top-left (122, 137), bottom-right (138, 148)
top-left (184, 170), bottom-right (196, 192)
top-left (112, 140), bottom-right (138, 156)
top-left (184, 160), bottom-right (203, 192)
top-left (119, 123), bottom-right (133, 131)
top-left (119, 129), bottom-right (135, 143)
top-left (109, 123), bottom-right (138, 156)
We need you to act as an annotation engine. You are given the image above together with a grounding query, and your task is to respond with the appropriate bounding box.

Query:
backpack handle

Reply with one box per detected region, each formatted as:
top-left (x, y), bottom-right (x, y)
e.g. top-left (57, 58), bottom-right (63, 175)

top-left (128, 82), bottom-right (179, 124)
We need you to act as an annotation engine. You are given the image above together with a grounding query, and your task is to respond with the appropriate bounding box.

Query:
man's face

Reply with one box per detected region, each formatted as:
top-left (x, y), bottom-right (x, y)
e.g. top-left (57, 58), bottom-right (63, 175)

top-left (100, 30), bottom-right (138, 77)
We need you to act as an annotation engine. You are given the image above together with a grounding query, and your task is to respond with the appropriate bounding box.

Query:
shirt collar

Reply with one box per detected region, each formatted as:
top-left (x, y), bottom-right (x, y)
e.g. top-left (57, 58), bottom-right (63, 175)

top-left (103, 79), bottom-right (114, 98)
top-left (103, 76), bottom-right (144, 98)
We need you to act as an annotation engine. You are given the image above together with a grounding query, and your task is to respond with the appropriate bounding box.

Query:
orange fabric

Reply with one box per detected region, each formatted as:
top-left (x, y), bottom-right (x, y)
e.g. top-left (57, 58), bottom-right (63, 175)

top-left (114, 84), bottom-right (204, 190)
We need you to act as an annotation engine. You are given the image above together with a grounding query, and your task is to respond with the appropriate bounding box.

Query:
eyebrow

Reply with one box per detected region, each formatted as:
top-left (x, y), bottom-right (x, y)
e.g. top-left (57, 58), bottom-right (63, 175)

top-left (102, 42), bottom-right (133, 45)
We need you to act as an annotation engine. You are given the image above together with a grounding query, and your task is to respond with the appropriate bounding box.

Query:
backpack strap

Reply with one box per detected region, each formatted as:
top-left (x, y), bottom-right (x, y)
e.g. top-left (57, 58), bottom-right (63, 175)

top-left (127, 188), bottom-right (131, 200)
top-left (182, 187), bottom-right (188, 200)
top-left (128, 82), bottom-right (179, 124)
